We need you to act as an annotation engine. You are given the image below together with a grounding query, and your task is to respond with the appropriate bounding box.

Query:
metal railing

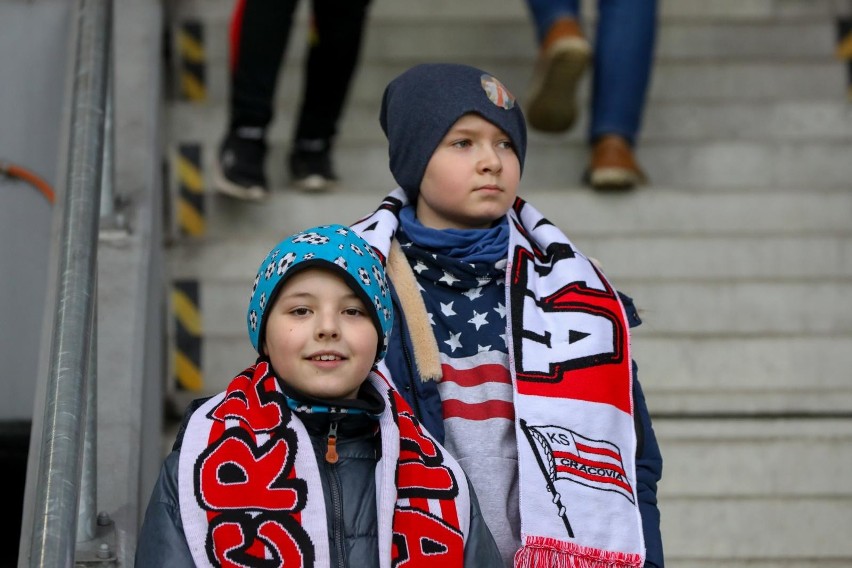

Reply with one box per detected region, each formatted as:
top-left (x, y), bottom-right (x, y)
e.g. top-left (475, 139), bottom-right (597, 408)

top-left (21, 0), bottom-right (114, 565)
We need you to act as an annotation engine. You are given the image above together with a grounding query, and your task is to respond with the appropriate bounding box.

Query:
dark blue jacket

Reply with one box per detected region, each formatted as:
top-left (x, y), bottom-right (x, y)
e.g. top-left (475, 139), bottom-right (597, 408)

top-left (383, 287), bottom-right (665, 568)
top-left (136, 398), bottom-right (502, 567)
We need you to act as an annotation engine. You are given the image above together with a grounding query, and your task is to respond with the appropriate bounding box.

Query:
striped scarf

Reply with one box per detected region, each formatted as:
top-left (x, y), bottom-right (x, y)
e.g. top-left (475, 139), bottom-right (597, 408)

top-left (178, 360), bottom-right (470, 567)
top-left (352, 188), bottom-right (645, 568)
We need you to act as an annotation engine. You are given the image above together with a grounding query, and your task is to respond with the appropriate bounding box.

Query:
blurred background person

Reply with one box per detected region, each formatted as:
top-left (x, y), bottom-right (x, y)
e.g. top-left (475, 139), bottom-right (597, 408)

top-left (524, 0), bottom-right (657, 191)
top-left (213, 0), bottom-right (372, 200)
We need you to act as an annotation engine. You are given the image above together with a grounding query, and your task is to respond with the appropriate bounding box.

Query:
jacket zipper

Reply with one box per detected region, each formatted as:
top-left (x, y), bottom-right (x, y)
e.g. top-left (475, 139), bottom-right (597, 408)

top-left (325, 421), bottom-right (339, 463)
top-left (325, 421), bottom-right (346, 567)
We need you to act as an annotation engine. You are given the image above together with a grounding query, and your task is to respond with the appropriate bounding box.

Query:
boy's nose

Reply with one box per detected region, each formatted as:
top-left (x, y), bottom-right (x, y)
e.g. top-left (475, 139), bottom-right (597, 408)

top-left (315, 315), bottom-right (340, 339)
top-left (478, 145), bottom-right (503, 173)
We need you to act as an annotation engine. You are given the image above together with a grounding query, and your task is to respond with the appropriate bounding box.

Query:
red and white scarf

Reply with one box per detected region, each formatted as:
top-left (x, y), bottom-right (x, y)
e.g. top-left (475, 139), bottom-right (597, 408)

top-left (352, 188), bottom-right (645, 568)
top-left (178, 360), bottom-right (470, 567)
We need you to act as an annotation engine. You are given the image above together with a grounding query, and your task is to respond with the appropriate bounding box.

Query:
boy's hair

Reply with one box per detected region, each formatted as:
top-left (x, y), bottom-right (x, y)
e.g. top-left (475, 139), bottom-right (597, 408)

top-left (247, 224), bottom-right (393, 362)
top-left (380, 62), bottom-right (527, 203)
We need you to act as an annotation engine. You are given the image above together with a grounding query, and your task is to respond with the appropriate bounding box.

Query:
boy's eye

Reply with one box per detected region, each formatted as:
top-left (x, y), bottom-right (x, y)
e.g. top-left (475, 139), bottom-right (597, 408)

top-left (342, 307), bottom-right (365, 317)
top-left (497, 139), bottom-right (513, 150)
top-left (452, 139), bottom-right (472, 148)
top-left (289, 307), bottom-right (311, 316)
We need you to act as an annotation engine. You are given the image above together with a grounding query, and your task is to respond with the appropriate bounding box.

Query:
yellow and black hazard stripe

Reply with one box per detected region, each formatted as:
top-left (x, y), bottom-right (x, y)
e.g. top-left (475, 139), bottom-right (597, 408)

top-left (178, 20), bottom-right (206, 102)
top-left (838, 17), bottom-right (852, 99)
top-left (176, 143), bottom-right (206, 237)
top-left (173, 279), bottom-right (203, 392)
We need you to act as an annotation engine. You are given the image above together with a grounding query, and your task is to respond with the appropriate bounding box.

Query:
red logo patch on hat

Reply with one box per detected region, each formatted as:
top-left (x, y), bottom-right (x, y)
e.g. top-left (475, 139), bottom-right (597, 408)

top-left (480, 74), bottom-right (516, 110)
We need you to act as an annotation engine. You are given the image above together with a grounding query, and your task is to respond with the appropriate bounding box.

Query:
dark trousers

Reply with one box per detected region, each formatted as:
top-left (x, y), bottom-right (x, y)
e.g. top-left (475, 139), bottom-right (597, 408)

top-left (228, 0), bottom-right (372, 147)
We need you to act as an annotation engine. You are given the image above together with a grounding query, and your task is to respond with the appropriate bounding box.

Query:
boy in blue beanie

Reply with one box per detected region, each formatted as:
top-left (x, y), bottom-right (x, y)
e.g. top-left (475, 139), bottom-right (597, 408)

top-left (136, 224), bottom-right (501, 567)
top-left (351, 63), bottom-right (664, 567)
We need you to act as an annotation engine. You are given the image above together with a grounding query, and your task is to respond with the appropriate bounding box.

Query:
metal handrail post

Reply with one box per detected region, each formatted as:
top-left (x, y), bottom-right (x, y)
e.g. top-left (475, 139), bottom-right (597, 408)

top-left (77, 16), bottom-right (114, 545)
top-left (99, 50), bottom-right (115, 221)
top-left (26, 0), bottom-right (111, 565)
top-left (76, 298), bottom-right (98, 544)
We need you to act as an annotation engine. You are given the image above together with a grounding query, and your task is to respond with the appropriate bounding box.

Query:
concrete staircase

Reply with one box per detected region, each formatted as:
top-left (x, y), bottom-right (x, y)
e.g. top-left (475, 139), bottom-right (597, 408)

top-left (162, 0), bottom-right (852, 565)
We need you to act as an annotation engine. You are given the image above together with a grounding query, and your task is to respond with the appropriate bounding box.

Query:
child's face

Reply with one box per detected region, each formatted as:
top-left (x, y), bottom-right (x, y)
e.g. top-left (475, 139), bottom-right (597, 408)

top-left (263, 267), bottom-right (378, 400)
top-left (416, 113), bottom-right (520, 230)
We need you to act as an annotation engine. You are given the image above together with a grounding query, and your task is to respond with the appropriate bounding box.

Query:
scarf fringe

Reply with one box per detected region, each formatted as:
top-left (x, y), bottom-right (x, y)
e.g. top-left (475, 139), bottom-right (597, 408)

top-left (514, 536), bottom-right (643, 568)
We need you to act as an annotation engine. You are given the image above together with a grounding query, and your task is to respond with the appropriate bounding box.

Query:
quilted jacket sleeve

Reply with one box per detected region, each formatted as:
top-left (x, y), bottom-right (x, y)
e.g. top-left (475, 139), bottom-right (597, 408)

top-left (135, 451), bottom-right (195, 567)
top-left (619, 292), bottom-right (665, 568)
top-left (633, 366), bottom-right (664, 568)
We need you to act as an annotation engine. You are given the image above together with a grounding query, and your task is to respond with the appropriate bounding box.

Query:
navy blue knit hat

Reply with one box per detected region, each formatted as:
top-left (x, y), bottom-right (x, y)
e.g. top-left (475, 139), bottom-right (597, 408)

top-left (380, 63), bottom-right (527, 203)
top-left (247, 224), bottom-right (393, 362)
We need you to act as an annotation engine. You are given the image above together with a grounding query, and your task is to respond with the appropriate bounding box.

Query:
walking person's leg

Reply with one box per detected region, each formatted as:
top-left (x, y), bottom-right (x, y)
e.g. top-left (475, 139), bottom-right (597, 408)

top-left (289, 0), bottom-right (373, 191)
top-left (586, 0), bottom-right (658, 190)
top-left (214, 0), bottom-right (299, 200)
top-left (524, 0), bottom-right (590, 133)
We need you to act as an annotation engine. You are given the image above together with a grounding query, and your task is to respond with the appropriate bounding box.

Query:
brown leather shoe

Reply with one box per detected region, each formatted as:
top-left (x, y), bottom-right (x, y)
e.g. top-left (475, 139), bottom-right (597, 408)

top-left (525, 17), bottom-right (591, 133)
top-left (587, 135), bottom-right (648, 191)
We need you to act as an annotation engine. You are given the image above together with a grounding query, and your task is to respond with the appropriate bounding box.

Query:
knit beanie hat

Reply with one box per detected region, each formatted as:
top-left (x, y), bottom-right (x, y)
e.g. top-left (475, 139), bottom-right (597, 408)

top-left (247, 224), bottom-right (393, 362)
top-left (379, 62), bottom-right (527, 203)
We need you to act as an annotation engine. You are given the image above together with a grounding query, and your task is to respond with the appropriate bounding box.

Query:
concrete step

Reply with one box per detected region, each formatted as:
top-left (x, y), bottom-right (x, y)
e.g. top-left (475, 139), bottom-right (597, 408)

top-left (187, 278), bottom-right (852, 338)
top-left (171, 187), bottom-right (852, 239)
top-left (169, 234), bottom-right (852, 282)
top-left (166, 134), bottom-right (851, 192)
top-left (171, 17), bottom-right (838, 66)
top-left (169, 176), bottom-right (852, 266)
top-left (174, 330), bottom-right (852, 414)
top-left (637, 337), bottom-right (852, 414)
top-left (167, 101), bottom-right (852, 195)
top-left (167, 0), bottom-right (852, 24)
top-left (168, 99), bottom-right (852, 145)
top-left (168, 56), bottom-right (846, 108)
top-left (164, 0), bottom-right (849, 115)
top-left (655, 418), bottom-right (852, 565)
top-left (166, 270), bottom-right (852, 404)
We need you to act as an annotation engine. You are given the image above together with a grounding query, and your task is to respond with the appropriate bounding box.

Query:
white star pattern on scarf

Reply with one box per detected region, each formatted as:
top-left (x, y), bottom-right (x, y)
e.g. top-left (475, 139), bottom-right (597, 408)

top-left (463, 287), bottom-right (483, 301)
top-left (439, 270), bottom-right (460, 286)
top-left (469, 311), bottom-right (489, 330)
top-left (445, 332), bottom-right (463, 352)
top-left (440, 302), bottom-right (457, 317)
top-left (494, 302), bottom-right (507, 319)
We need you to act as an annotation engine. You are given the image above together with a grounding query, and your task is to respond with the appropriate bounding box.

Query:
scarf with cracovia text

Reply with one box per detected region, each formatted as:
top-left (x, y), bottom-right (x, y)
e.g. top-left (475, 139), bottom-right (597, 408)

top-left (178, 359), bottom-right (470, 567)
top-left (351, 188), bottom-right (645, 568)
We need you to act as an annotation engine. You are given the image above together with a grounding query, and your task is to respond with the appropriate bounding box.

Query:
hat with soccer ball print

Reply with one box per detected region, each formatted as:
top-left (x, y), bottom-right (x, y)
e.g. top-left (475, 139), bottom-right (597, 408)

top-left (247, 224), bottom-right (393, 362)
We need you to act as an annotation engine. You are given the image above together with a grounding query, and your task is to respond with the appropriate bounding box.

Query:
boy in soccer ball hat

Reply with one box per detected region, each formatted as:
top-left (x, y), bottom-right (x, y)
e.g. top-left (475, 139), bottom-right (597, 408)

top-left (137, 224), bottom-right (501, 567)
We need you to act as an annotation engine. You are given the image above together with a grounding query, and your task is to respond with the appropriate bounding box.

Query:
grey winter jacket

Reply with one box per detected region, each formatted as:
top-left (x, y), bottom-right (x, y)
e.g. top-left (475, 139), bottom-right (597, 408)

top-left (135, 399), bottom-right (502, 567)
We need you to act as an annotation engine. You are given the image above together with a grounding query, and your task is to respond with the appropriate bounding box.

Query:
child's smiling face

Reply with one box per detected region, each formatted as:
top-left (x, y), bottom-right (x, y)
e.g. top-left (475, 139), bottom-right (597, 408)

top-left (416, 113), bottom-right (521, 230)
top-left (263, 267), bottom-right (378, 400)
